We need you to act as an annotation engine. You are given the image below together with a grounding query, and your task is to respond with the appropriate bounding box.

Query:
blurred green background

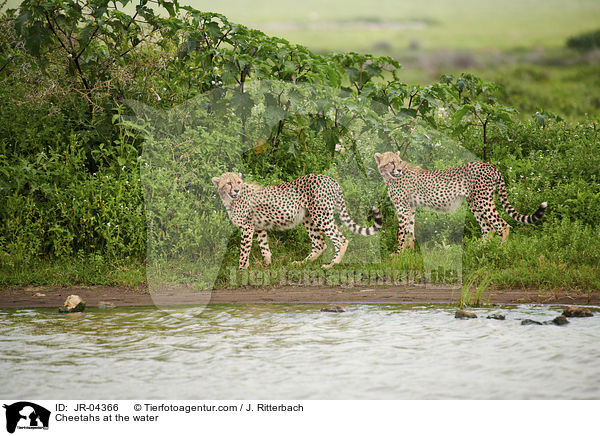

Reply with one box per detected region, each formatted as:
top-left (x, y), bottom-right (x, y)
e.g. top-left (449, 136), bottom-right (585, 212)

top-left (182, 0), bottom-right (600, 82)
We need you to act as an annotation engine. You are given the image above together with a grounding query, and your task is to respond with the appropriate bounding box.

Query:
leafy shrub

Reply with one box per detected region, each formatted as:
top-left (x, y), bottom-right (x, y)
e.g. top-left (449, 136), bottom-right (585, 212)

top-left (0, 1), bottom-right (598, 290)
top-left (567, 29), bottom-right (600, 51)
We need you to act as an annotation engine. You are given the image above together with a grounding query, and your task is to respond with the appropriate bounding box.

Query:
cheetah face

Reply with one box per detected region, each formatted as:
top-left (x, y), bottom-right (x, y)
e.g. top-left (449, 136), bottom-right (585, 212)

top-left (212, 172), bottom-right (244, 203)
top-left (374, 151), bottom-right (404, 181)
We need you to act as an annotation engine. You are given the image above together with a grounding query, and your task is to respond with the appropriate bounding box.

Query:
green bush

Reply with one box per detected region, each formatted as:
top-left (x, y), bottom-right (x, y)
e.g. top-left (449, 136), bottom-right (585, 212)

top-left (0, 0), bottom-right (598, 290)
top-left (567, 29), bottom-right (600, 51)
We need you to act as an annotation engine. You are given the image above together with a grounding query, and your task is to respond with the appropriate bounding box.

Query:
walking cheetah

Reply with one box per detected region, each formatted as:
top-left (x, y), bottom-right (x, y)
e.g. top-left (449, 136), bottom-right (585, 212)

top-left (374, 151), bottom-right (546, 251)
top-left (212, 172), bottom-right (382, 269)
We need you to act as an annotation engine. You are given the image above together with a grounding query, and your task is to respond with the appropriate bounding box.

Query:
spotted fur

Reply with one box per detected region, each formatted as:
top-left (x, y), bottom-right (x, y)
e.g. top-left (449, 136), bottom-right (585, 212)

top-left (375, 151), bottom-right (547, 250)
top-left (212, 172), bottom-right (383, 269)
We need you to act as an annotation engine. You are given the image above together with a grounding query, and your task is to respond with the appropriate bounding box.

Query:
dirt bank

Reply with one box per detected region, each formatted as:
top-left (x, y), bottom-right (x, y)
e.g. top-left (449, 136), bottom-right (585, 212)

top-left (1, 285), bottom-right (598, 308)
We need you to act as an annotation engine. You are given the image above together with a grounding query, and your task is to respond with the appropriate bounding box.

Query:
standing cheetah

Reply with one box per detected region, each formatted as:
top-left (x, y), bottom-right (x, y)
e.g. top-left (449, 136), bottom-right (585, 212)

top-left (374, 151), bottom-right (546, 251)
top-left (212, 172), bottom-right (382, 269)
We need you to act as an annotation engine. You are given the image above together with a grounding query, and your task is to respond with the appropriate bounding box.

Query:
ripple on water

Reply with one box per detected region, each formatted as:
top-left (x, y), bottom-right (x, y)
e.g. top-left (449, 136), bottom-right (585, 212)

top-left (0, 304), bottom-right (599, 399)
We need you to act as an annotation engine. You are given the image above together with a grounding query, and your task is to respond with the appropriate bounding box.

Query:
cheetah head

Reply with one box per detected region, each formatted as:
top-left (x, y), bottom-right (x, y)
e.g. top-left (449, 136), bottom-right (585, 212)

top-left (212, 172), bottom-right (244, 204)
top-left (374, 151), bottom-right (404, 181)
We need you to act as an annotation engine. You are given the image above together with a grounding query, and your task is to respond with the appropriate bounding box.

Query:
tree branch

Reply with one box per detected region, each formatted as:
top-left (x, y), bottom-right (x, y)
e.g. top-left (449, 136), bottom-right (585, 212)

top-left (74, 25), bottom-right (99, 61)
top-left (44, 12), bottom-right (70, 53)
top-left (401, 98), bottom-right (424, 159)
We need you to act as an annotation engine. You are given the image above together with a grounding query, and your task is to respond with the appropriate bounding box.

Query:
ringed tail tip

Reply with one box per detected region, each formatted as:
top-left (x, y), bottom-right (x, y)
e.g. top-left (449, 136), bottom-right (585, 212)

top-left (528, 201), bottom-right (547, 223)
top-left (373, 207), bottom-right (383, 228)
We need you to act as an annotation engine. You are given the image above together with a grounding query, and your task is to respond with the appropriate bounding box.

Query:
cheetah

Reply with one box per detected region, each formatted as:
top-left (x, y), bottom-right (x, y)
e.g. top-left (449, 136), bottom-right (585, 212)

top-left (212, 172), bottom-right (383, 269)
top-left (374, 151), bottom-right (547, 251)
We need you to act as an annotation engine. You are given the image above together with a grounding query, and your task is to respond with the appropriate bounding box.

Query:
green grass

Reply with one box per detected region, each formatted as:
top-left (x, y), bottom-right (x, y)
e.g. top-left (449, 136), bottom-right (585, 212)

top-left (6, 231), bottom-right (596, 294)
top-left (462, 221), bottom-right (600, 292)
top-left (0, 254), bottom-right (145, 288)
top-left (3, 222), bottom-right (599, 293)
top-left (460, 270), bottom-right (492, 307)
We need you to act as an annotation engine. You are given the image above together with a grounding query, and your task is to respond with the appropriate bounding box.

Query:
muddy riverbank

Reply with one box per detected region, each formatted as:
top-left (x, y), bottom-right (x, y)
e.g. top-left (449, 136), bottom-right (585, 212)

top-left (1, 285), bottom-right (598, 308)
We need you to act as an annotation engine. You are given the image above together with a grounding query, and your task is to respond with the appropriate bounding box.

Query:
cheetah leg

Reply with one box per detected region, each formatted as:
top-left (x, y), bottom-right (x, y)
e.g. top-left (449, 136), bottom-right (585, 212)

top-left (468, 196), bottom-right (493, 241)
top-left (292, 217), bottom-right (327, 265)
top-left (501, 225), bottom-right (510, 242)
top-left (480, 198), bottom-right (510, 243)
top-left (238, 225), bottom-right (254, 270)
top-left (392, 205), bottom-right (412, 254)
top-left (406, 207), bottom-right (416, 250)
top-left (255, 230), bottom-right (272, 266)
top-left (474, 210), bottom-right (493, 240)
top-left (320, 224), bottom-right (348, 269)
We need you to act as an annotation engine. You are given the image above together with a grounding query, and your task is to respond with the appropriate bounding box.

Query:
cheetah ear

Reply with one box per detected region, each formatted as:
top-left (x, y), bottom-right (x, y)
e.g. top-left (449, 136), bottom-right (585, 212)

top-left (374, 153), bottom-right (382, 165)
top-left (237, 172), bottom-right (242, 178)
top-left (211, 176), bottom-right (220, 187)
top-left (396, 151), bottom-right (402, 157)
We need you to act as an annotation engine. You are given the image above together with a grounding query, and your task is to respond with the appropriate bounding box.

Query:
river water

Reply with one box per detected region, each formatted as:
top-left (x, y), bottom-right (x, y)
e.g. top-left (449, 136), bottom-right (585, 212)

top-left (1, 304), bottom-right (598, 399)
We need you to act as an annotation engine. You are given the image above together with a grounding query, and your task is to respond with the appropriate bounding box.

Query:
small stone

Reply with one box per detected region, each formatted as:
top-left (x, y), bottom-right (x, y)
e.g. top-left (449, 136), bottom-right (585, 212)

top-left (455, 310), bottom-right (477, 319)
top-left (549, 315), bottom-right (569, 326)
top-left (59, 295), bottom-right (86, 313)
top-left (487, 313), bottom-right (506, 320)
top-left (320, 305), bottom-right (345, 313)
top-left (521, 319), bottom-right (543, 325)
top-left (33, 292), bottom-right (46, 297)
top-left (562, 306), bottom-right (593, 318)
top-left (98, 301), bottom-right (116, 309)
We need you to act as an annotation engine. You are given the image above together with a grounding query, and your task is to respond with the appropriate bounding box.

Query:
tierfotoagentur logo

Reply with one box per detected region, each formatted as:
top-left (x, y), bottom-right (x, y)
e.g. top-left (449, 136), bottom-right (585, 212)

top-left (3, 402), bottom-right (50, 434)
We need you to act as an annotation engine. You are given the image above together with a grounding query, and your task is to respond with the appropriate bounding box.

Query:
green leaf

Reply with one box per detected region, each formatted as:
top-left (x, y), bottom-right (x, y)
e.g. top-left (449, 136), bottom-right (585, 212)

top-left (162, 1), bottom-right (176, 17)
top-left (534, 112), bottom-right (548, 127)
top-left (345, 67), bottom-right (359, 84)
top-left (79, 24), bottom-right (95, 49)
top-left (453, 105), bottom-right (473, 122)
top-left (440, 74), bottom-right (453, 84)
top-left (287, 140), bottom-right (298, 157)
top-left (264, 94), bottom-right (286, 127)
top-left (93, 5), bottom-right (108, 19)
top-left (323, 65), bottom-right (341, 88)
top-left (494, 119), bottom-right (507, 134)
top-left (494, 111), bottom-right (514, 123)
top-left (177, 36), bottom-right (199, 60)
top-left (310, 117), bottom-right (327, 133)
top-left (24, 21), bottom-right (48, 57)
top-left (323, 128), bottom-right (339, 155)
top-left (14, 10), bottom-right (31, 35)
top-left (205, 21), bottom-right (223, 39)
top-left (399, 108), bottom-right (417, 118)
top-left (364, 62), bottom-right (382, 80)
top-left (231, 91), bottom-right (254, 121)
top-left (452, 124), bottom-right (469, 136)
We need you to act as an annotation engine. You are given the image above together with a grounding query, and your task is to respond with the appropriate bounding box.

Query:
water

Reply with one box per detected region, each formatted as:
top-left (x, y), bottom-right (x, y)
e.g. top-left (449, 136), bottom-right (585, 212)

top-left (0, 304), bottom-right (598, 399)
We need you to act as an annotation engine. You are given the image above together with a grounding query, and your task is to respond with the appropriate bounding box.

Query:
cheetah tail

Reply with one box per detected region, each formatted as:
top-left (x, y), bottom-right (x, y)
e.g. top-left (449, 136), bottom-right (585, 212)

top-left (496, 173), bottom-right (547, 224)
top-left (336, 194), bottom-right (383, 236)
